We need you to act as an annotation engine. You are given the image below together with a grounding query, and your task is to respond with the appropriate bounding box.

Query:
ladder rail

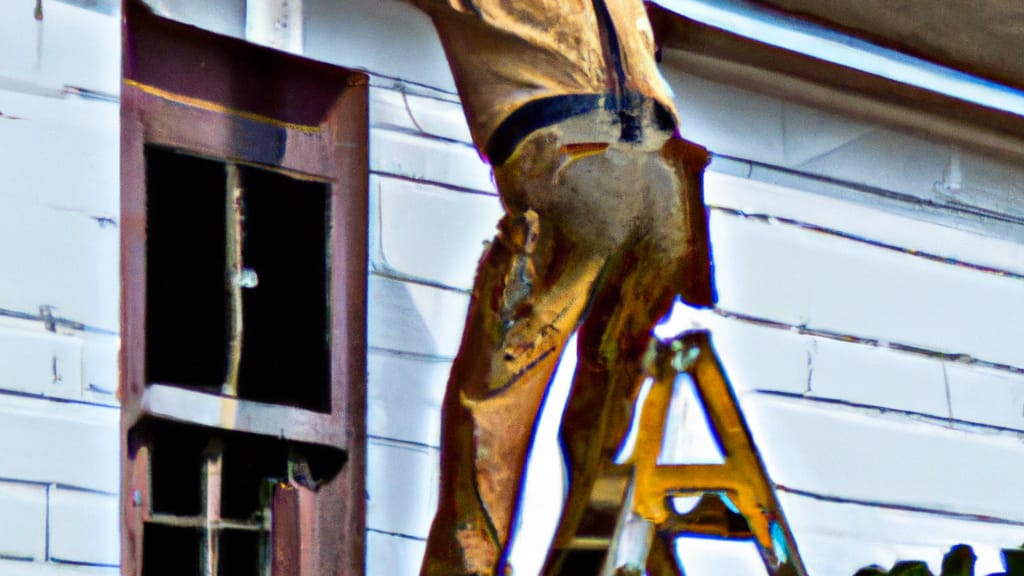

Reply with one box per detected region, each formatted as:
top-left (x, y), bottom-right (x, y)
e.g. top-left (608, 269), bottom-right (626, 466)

top-left (553, 330), bottom-right (808, 576)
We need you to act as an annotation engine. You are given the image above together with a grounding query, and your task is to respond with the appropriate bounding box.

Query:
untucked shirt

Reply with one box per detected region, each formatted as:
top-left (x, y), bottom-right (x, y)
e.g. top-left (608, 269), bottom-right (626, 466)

top-left (413, 0), bottom-right (680, 158)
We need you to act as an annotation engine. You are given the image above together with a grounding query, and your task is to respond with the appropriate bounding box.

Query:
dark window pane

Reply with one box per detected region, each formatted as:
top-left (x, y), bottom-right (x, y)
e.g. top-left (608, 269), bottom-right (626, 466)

top-left (145, 146), bottom-right (228, 390)
top-left (142, 524), bottom-right (200, 576)
top-left (148, 423), bottom-right (207, 516)
top-left (218, 529), bottom-right (265, 576)
top-left (237, 165), bottom-right (330, 412)
top-left (221, 437), bottom-right (287, 521)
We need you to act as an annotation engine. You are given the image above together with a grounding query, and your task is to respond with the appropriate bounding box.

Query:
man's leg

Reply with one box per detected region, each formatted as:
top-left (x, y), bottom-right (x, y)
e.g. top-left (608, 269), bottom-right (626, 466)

top-left (420, 129), bottom-right (696, 576)
top-left (544, 236), bottom-right (683, 568)
top-left (420, 203), bottom-right (609, 574)
top-left (545, 141), bottom-right (710, 574)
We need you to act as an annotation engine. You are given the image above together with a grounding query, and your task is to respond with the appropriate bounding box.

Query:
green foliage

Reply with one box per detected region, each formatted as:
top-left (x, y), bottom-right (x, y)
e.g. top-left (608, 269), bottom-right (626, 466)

top-left (941, 544), bottom-right (975, 576)
top-left (853, 567), bottom-right (888, 576)
top-left (888, 560), bottom-right (933, 576)
top-left (851, 544), bottom-right (1024, 576)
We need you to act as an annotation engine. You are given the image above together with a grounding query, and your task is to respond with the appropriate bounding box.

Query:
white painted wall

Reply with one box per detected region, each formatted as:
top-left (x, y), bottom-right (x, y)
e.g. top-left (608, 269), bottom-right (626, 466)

top-left (3, 0), bottom-right (1023, 575)
top-left (0, 1), bottom-right (120, 575)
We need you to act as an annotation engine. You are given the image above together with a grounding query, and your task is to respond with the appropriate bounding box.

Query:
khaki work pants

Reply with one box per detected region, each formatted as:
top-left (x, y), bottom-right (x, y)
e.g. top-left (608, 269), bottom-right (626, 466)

top-left (420, 112), bottom-right (711, 576)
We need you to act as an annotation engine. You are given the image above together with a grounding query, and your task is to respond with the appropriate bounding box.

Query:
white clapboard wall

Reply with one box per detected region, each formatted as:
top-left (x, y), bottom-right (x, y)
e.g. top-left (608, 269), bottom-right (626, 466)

top-left (0, 1), bottom-right (121, 575)
top-left (2, 0), bottom-right (1023, 575)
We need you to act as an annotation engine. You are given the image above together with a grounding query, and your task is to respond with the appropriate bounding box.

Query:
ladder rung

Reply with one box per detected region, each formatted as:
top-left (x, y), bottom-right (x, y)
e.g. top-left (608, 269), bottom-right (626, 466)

top-left (568, 536), bottom-right (612, 550)
top-left (589, 474), bottom-right (630, 508)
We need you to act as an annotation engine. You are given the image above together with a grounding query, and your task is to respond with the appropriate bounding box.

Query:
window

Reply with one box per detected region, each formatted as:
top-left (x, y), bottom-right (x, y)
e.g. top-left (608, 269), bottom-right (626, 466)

top-left (120, 2), bottom-right (368, 575)
top-left (144, 149), bottom-right (332, 412)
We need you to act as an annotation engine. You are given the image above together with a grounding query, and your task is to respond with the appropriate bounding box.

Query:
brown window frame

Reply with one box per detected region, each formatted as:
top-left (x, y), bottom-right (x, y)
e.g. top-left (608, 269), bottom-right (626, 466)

top-left (118, 3), bottom-right (368, 575)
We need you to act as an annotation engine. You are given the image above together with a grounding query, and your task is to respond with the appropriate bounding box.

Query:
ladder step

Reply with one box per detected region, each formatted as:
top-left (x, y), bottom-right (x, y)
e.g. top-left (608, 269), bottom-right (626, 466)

top-left (568, 536), bottom-right (612, 550)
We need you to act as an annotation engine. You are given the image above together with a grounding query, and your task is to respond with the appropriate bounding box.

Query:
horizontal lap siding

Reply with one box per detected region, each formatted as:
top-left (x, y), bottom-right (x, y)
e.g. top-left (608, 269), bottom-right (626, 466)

top-left (0, 396), bottom-right (118, 494)
top-left (704, 171), bottom-right (1024, 278)
top-left (365, 89), bottom-right (481, 560)
top-left (0, 401), bottom-right (119, 576)
top-left (711, 207), bottom-right (1024, 369)
top-left (302, 0), bottom-right (457, 93)
top-left (0, 481), bottom-right (47, 562)
top-left (373, 175), bottom-right (502, 290)
top-left (745, 394), bottom-right (1024, 524)
top-left (947, 363), bottom-right (1024, 430)
top-left (0, 95), bottom-right (120, 333)
top-left (699, 167), bottom-right (1024, 570)
top-left (705, 171), bottom-right (1024, 429)
top-left (0, 324), bottom-right (84, 402)
top-left (366, 531), bottom-right (428, 576)
top-left (698, 312), bottom-right (951, 417)
top-left (366, 439), bottom-right (439, 539)
top-left (670, 70), bottom-right (1024, 236)
top-left (365, 85), bottom-right (488, 571)
top-left (48, 488), bottom-right (119, 566)
top-left (0, 3), bottom-right (121, 574)
top-left (0, 558), bottom-right (119, 576)
top-left (367, 351), bottom-right (449, 447)
top-left (370, 88), bottom-right (473, 145)
top-left (0, 1), bottom-right (119, 96)
top-left (368, 276), bottom-right (470, 359)
top-left (781, 491), bottom-right (1024, 576)
top-left (370, 130), bottom-right (494, 194)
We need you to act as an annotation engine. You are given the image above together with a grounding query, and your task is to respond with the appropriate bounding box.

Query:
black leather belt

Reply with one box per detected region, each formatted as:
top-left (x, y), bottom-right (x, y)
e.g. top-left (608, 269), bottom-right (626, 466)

top-left (485, 93), bottom-right (677, 167)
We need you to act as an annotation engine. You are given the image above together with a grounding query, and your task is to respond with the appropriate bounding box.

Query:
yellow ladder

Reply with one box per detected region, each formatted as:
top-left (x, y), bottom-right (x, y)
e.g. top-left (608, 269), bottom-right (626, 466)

top-left (552, 331), bottom-right (808, 576)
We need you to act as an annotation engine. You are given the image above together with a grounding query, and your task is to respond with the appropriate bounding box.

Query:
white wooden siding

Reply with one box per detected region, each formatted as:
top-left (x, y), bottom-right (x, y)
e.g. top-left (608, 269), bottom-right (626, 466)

top-left (0, 481), bottom-right (48, 562)
top-left (366, 530), bottom-right (427, 576)
top-left (947, 363), bottom-right (1024, 431)
top-left (709, 207), bottom-right (1024, 368)
top-left (0, 1), bottom-right (119, 96)
top-left (373, 175), bottom-right (502, 290)
top-left (0, 559), bottom-right (118, 576)
top-left (48, 487), bottom-right (120, 566)
top-left (365, 85), bottom-right (477, 571)
top-left (0, 2), bottom-right (121, 574)
top-left (0, 96), bottom-right (120, 332)
top-left (0, 395), bottom-right (118, 494)
top-left (367, 351), bottom-right (449, 447)
top-left (368, 276), bottom-right (470, 359)
top-left (302, 0), bottom-right (457, 93)
top-left (671, 70), bottom-right (1024, 242)
top-left (781, 491), bottom-right (1023, 576)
